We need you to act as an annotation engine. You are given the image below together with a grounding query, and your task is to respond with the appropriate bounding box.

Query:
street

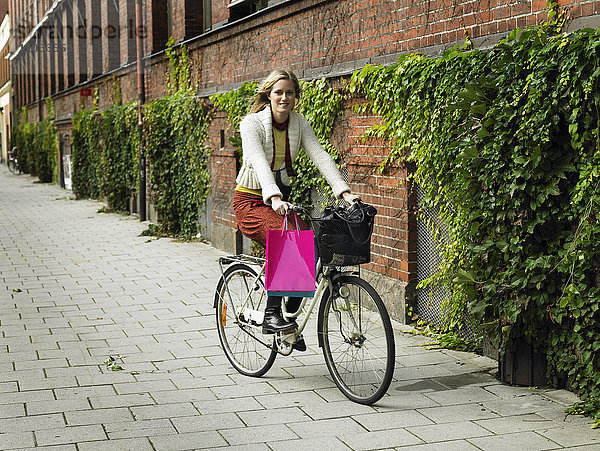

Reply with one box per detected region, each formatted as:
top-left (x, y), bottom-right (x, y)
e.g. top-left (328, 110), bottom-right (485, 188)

top-left (0, 166), bottom-right (598, 450)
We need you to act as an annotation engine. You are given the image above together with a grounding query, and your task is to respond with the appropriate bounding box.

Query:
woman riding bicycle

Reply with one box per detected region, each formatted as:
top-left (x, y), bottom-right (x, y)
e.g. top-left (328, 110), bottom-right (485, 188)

top-left (233, 68), bottom-right (359, 337)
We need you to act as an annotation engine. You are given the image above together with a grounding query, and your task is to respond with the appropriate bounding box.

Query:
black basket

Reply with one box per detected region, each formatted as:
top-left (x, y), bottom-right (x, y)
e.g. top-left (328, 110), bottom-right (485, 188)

top-left (314, 202), bottom-right (377, 266)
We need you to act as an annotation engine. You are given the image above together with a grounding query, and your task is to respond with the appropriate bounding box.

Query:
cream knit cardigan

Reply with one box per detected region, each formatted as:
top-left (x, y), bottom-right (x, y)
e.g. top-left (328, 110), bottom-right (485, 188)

top-left (236, 107), bottom-right (350, 204)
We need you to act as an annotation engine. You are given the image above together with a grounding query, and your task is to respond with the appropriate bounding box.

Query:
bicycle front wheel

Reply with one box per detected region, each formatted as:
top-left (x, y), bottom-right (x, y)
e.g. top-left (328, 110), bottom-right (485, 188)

top-left (320, 275), bottom-right (395, 405)
top-left (8, 158), bottom-right (17, 174)
top-left (215, 263), bottom-right (277, 377)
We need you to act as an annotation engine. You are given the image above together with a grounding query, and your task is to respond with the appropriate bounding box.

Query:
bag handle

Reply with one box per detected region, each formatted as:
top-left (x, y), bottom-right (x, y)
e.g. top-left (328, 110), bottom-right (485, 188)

top-left (281, 210), bottom-right (301, 236)
top-left (347, 217), bottom-right (374, 245)
top-left (333, 206), bottom-right (373, 245)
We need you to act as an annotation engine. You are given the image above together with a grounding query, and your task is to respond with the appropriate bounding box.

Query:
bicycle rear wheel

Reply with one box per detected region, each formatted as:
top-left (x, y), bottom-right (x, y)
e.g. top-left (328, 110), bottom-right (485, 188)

top-left (215, 263), bottom-right (277, 377)
top-left (320, 275), bottom-right (395, 405)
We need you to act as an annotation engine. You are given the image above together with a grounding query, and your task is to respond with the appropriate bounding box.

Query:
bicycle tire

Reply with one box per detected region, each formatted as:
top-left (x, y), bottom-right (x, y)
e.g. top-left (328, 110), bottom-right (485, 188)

top-left (215, 263), bottom-right (277, 377)
top-left (319, 275), bottom-right (395, 405)
top-left (8, 158), bottom-right (17, 174)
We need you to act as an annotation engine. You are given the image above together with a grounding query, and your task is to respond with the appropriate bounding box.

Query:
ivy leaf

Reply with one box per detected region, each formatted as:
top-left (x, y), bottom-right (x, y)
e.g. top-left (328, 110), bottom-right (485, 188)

top-left (470, 103), bottom-right (487, 116)
top-left (477, 127), bottom-right (490, 138)
top-left (457, 146), bottom-right (479, 160)
top-left (453, 269), bottom-right (478, 284)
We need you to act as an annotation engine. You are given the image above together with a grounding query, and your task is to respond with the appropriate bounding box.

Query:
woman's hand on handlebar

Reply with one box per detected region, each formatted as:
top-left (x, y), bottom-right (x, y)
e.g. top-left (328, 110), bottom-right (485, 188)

top-left (342, 191), bottom-right (361, 204)
top-left (270, 196), bottom-right (290, 215)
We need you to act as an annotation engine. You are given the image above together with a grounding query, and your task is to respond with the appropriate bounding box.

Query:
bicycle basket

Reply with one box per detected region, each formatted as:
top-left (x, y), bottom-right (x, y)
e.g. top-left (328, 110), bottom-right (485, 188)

top-left (314, 202), bottom-right (377, 266)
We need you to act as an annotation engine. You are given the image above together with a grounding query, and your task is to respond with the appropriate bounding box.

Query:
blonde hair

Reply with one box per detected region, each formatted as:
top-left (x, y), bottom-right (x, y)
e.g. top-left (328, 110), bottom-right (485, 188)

top-left (249, 69), bottom-right (302, 114)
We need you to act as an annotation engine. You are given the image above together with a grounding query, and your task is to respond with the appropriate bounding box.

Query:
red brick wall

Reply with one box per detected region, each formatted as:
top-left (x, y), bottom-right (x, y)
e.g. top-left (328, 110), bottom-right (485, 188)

top-left (185, 0), bottom-right (579, 93)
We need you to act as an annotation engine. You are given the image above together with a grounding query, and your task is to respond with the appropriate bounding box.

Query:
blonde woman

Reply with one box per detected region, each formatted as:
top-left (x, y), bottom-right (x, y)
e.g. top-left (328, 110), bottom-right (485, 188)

top-left (233, 69), bottom-right (359, 342)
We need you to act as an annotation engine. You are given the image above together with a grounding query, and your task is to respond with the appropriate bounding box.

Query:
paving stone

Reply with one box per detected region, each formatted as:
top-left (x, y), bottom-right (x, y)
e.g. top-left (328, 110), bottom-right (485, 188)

top-left (0, 389), bottom-right (55, 405)
top-left (0, 381), bottom-right (18, 393)
top-left (254, 390), bottom-right (328, 410)
top-left (417, 403), bottom-right (500, 424)
top-left (130, 402), bottom-right (199, 420)
top-left (237, 406), bottom-right (312, 426)
top-left (399, 439), bottom-right (481, 450)
top-left (424, 387), bottom-right (501, 406)
top-left (220, 424), bottom-right (299, 445)
top-left (78, 437), bottom-right (154, 451)
top-left (352, 409), bottom-right (434, 431)
top-left (27, 444), bottom-right (78, 451)
top-left (113, 379), bottom-right (178, 395)
top-left (64, 407), bottom-right (135, 426)
top-left (89, 393), bottom-right (155, 409)
top-left (104, 418), bottom-right (177, 439)
top-left (205, 444), bottom-right (270, 451)
top-left (538, 424), bottom-right (600, 448)
top-left (480, 396), bottom-right (563, 417)
top-left (393, 365), bottom-right (456, 381)
top-left (151, 387), bottom-right (217, 403)
top-left (474, 413), bottom-right (560, 434)
top-left (193, 396), bottom-right (264, 414)
top-left (54, 385), bottom-right (117, 400)
top-left (340, 429), bottom-right (424, 449)
top-left (26, 398), bottom-right (92, 415)
top-left (0, 431), bottom-right (35, 449)
top-left (268, 436), bottom-right (351, 450)
top-left (398, 352), bottom-right (459, 367)
top-left (288, 417), bottom-right (368, 438)
top-left (298, 398), bottom-right (375, 420)
top-left (372, 391), bottom-right (441, 412)
top-left (170, 373), bottom-right (236, 389)
top-left (171, 412), bottom-right (245, 433)
top-left (265, 374), bottom-right (337, 393)
top-left (468, 431), bottom-right (561, 450)
top-left (149, 431), bottom-right (228, 450)
top-left (13, 358), bottom-right (69, 371)
top-left (407, 420), bottom-right (494, 442)
top-left (211, 382), bottom-right (279, 399)
top-left (35, 425), bottom-right (107, 446)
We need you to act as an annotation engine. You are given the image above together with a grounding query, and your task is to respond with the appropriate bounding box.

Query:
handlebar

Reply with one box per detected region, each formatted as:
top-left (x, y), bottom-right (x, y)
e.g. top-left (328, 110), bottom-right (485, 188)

top-left (288, 198), bottom-right (362, 219)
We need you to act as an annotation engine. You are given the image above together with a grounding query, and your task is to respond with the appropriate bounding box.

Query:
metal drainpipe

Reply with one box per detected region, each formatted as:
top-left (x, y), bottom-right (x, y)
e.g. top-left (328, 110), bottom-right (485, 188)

top-left (36, 34), bottom-right (43, 121)
top-left (135, 0), bottom-right (146, 221)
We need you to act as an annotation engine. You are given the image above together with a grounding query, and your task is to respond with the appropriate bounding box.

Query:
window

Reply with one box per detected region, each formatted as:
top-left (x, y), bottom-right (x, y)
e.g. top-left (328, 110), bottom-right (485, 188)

top-left (228, 0), bottom-right (268, 22)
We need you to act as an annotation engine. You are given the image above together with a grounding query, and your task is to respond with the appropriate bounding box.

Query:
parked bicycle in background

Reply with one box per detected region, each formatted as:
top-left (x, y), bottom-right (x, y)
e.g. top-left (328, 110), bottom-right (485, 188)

top-left (7, 147), bottom-right (20, 174)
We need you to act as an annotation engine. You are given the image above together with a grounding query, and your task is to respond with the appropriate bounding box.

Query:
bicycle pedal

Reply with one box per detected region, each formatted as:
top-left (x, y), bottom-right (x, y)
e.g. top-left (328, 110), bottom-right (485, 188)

top-left (292, 337), bottom-right (307, 352)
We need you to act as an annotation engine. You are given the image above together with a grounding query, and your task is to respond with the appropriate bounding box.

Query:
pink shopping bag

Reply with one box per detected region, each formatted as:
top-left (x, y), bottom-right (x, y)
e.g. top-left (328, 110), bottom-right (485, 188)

top-left (265, 212), bottom-right (316, 297)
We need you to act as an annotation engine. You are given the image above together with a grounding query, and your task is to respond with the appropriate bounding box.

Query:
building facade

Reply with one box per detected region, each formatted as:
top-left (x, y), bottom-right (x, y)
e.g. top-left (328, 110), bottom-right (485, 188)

top-left (0, 9), bottom-right (11, 163)
top-left (8, 0), bottom-right (600, 322)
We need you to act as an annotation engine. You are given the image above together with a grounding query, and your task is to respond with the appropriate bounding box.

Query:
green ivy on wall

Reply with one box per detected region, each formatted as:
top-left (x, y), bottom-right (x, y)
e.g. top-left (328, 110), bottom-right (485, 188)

top-left (72, 109), bottom-right (102, 199)
top-left (100, 102), bottom-right (139, 213)
top-left (37, 98), bottom-right (59, 183)
top-left (143, 91), bottom-right (211, 237)
top-left (350, 21), bottom-right (600, 426)
top-left (9, 99), bottom-right (59, 183)
top-left (142, 39), bottom-right (212, 238)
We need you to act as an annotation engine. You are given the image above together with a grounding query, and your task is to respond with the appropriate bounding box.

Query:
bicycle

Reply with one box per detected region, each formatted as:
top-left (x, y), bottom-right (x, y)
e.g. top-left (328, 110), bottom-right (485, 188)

top-left (214, 205), bottom-right (395, 405)
top-left (7, 147), bottom-right (20, 174)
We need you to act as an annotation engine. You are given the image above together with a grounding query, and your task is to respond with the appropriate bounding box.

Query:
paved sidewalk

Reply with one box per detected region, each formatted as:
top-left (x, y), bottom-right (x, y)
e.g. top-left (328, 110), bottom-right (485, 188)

top-left (0, 166), bottom-right (598, 450)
